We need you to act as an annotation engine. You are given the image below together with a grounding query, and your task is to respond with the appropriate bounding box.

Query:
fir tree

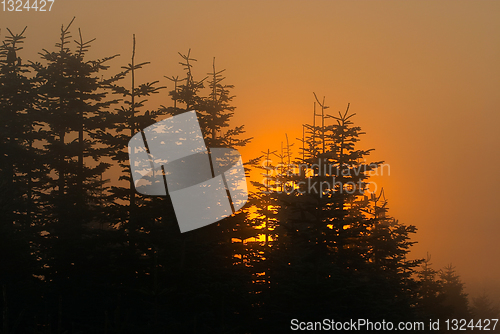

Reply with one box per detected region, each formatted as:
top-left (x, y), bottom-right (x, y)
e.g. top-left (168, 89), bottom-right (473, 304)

top-left (98, 34), bottom-right (170, 327)
top-left (158, 51), bottom-right (254, 331)
top-left (440, 264), bottom-right (471, 318)
top-left (29, 18), bottom-right (123, 327)
top-left (0, 27), bottom-right (42, 333)
top-left (415, 254), bottom-right (446, 320)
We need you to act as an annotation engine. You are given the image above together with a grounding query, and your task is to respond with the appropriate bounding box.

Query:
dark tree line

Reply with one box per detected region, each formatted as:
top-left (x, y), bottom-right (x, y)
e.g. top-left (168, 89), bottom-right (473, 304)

top-left (0, 21), bottom-right (495, 334)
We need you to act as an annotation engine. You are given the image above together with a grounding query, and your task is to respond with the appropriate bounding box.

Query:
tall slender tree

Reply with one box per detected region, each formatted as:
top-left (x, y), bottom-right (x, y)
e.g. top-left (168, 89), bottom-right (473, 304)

top-left (415, 254), bottom-right (446, 320)
top-left (0, 26), bottom-right (41, 334)
top-left (29, 19), bottom-right (124, 327)
top-left (157, 51), bottom-right (255, 332)
top-left (98, 35), bottom-right (168, 321)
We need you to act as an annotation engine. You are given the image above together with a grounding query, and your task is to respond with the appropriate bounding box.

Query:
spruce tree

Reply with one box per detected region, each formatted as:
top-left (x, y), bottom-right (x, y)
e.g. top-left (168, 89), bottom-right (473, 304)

top-left (415, 254), bottom-right (446, 320)
top-left (0, 26), bottom-right (41, 333)
top-left (31, 18), bottom-right (122, 326)
top-left (257, 98), bottom-right (422, 327)
top-left (439, 264), bottom-right (471, 318)
top-left (158, 51), bottom-right (253, 331)
top-left (101, 33), bottom-right (165, 235)
top-left (98, 34), bottom-right (169, 329)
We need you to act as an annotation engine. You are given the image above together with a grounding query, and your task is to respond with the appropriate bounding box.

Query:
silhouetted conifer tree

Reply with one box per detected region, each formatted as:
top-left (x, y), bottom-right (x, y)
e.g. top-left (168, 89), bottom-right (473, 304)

top-left (440, 264), bottom-right (471, 318)
top-left (158, 51), bottom-right (254, 332)
top-left (99, 34), bottom-right (171, 330)
top-left (29, 18), bottom-right (124, 328)
top-left (0, 27), bottom-right (44, 333)
top-left (415, 254), bottom-right (446, 320)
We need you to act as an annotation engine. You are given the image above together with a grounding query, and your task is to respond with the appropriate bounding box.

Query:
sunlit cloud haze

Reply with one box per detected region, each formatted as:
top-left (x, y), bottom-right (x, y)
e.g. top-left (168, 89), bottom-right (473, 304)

top-left (3, 0), bottom-right (499, 300)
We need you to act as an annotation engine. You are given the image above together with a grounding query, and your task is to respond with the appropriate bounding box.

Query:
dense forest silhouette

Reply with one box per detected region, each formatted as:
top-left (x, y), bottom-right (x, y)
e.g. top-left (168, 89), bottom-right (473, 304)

top-left (1, 20), bottom-right (499, 333)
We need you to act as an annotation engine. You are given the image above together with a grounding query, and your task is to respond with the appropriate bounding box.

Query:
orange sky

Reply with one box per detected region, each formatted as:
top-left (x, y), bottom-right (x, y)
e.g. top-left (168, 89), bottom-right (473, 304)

top-left (2, 0), bottom-right (500, 300)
